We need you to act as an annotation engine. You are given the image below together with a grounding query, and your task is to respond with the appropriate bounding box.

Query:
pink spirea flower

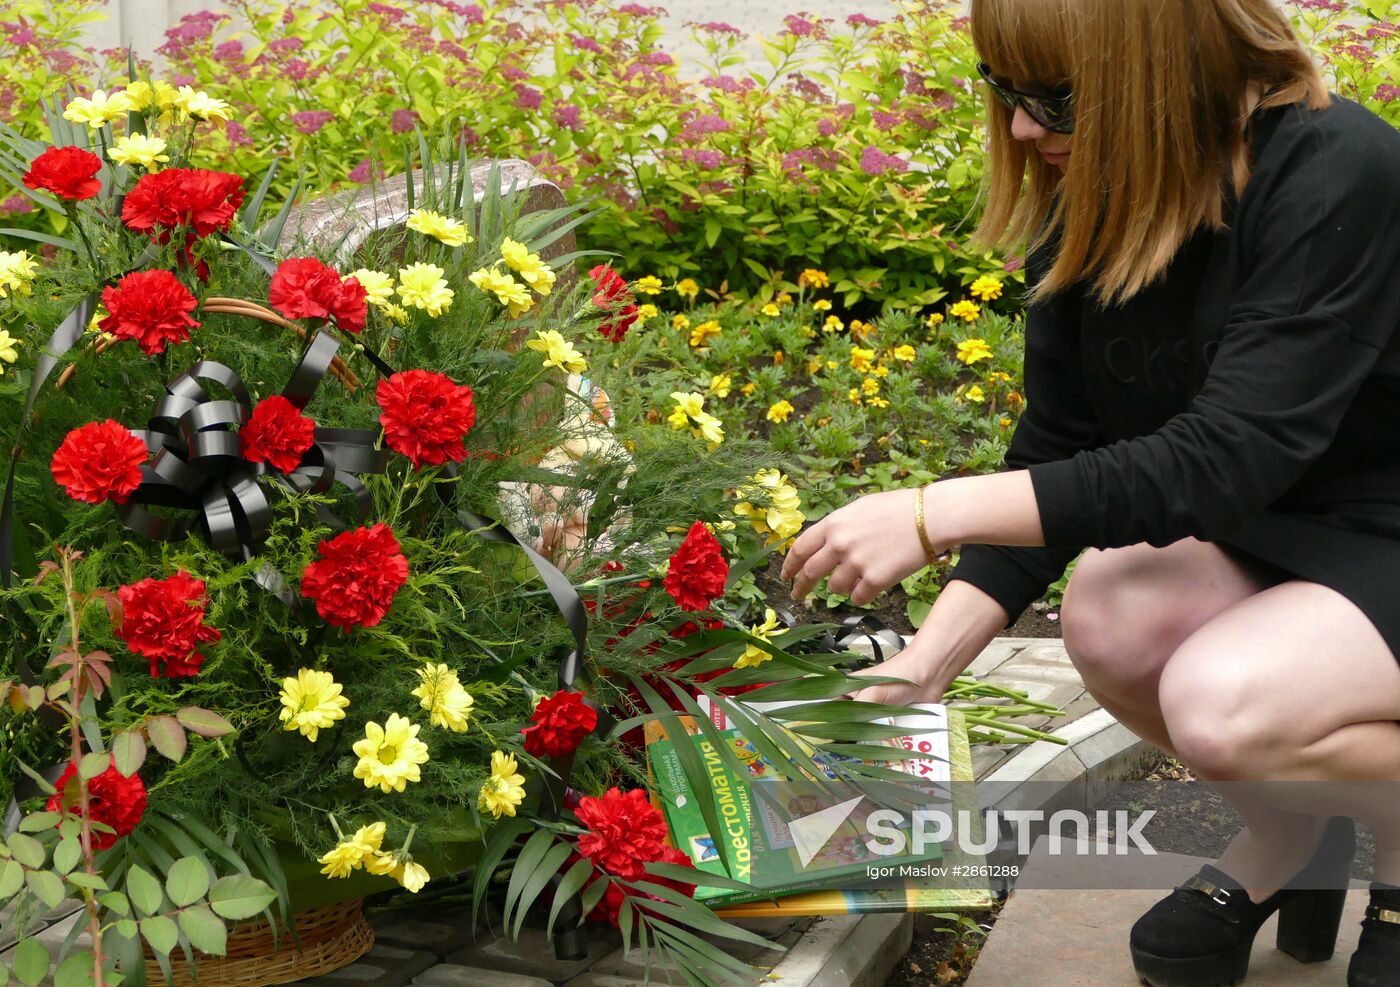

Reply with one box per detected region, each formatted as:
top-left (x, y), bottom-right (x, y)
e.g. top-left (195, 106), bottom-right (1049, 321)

top-left (514, 85), bottom-right (543, 110)
top-left (553, 103), bottom-right (584, 131)
top-left (391, 109), bottom-right (418, 134)
top-left (291, 111), bottom-right (334, 135)
top-left (859, 145), bottom-right (910, 176)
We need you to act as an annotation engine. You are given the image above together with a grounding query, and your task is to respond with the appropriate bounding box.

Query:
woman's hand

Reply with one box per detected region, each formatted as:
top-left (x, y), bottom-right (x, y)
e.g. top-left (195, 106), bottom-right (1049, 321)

top-left (844, 644), bottom-right (960, 707)
top-left (780, 487), bottom-right (948, 606)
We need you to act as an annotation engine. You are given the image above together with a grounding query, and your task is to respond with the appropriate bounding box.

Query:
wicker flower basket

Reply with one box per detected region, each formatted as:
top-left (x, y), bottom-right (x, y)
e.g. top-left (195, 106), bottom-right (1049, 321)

top-left (142, 898), bottom-right (374, 987)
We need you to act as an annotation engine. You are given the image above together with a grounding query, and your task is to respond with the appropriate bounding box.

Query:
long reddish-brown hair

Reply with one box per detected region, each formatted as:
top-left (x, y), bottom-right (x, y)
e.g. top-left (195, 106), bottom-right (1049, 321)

top-left (970, 0), bottom-right (1328, 306)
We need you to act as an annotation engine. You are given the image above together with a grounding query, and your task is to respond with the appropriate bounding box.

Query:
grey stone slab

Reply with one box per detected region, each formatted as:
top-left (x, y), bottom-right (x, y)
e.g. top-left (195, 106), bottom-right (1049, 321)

top-left (765, 913), bottom-right (912, 987)
top-left (967, 841), bottom-right (1372, 987)
top-left (963, 639), bottom-right (1028, 679)
top-left (413, 964), bottom-right (552, 987)
top-left (1076, 723), bottom-right (1163, 809)
top-left (970, 743), bottom-right (1015, 781)
top-left (371, 913), bottom-right (471, 956)
top-left (448, 926), bottom-right (617, 982)
top-left (299, 944), bottom-right (436, 986)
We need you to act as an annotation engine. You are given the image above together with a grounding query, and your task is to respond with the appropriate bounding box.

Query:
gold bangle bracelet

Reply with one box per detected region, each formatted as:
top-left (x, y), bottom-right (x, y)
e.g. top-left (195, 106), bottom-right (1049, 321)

top-left (913, 483), bottom-right (952, 567)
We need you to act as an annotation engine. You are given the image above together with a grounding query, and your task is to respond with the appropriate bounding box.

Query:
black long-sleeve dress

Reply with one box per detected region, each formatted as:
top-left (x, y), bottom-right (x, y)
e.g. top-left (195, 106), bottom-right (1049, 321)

top-left (947, 94), bottom-right (1400, 663)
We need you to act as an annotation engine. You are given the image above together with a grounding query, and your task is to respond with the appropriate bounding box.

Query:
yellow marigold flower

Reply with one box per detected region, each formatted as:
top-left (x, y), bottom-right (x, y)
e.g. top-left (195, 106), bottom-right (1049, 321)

top-left (989, 370), bottom-right (1012, 384)
top-left (412, 663), bottom-right (474, 733)
top-left (740, 382), bottom-right (757, 396)
top-left (798, 269), bottom-right (830, 289)
top-left (813, 299), bottom-right (832, 312)
top-left (773, 350), bottom-right (785, 365)
top-left (499, 237), bottom-right (554, 295)
top-left (318, 822), bottom-right (386, 879)
top-left (761, 303), bottom-right (781, 317)
top-left (672, 313), bottom-right (691, 331)
top-left (735, 608), bottom-right (782, 669)
top-left (633, 275), bottom-right (664, 295)
top-left (965, 384), bottom-right (986, 403)
top-left (850, 346), bottom-right (877, 373)
top-left (0, 250), bottom-right (38, 298)
top-left (956, 338), bottom-right (994, 366)
top-left (107, 133), bottom-right (169, 170)
top-left (925, 312), bottom-right (945, 329)
top-left (848, 388), bottom-right (863, 405)
top-left (734, 469), bottom-right (805, 546)
top-left (408, 208), bottom-right (472, 247)
top-left (708, 373), bottom-right (732, 398)
top-left (862, 377), bottom-right (880, 396)
top-left (349, 269), bottom-right (395, 308)
top-left (381, 303), bottom-right (410, 325)
top-left (637, 303), bottom-right (659, 321)
top-left (999, 416), bottom-right (1013, 428)
top-left (479, 750), bottom-right (527, 819)
top-left (777, 291), bottom-right (793, 307)
top-left (122, 80), bottom-right (153, 111)
top-left (969, 275), bottom-right (1004, 302)
top-left (397, 263), bottom-right (455, 316)
top-left (527, 329), bottom-right (587, 374)
top-left (867, 396), bottom-right (891, 408)
top-left (823, 315), bottom-right (844, 333)
top-left (801, 324), bottom-right (816, 339)
top-left (352, 714), bottom-right (430, 794)
top-left (1007, 391), bottom-right (1025, 409)
top-left (850, 319), bottom-right (874, 342)
top-left (805, 357), bottom-right (823, 375)
top-left (872, 364), bottom-right (890, 378)
top-left (63, 89), bottom-right (133, 128)
top-left (468, 265), bottom-right (532, 318)
top-left (173, 86), bottom-right (232, 124)
top-left (689, 320), bottom-right (722, 347)
top-left (279, 668), bottom-right (350, 742)
top-left (767, 400), bottom-right (795, 424)
top-left (891, 344), bottom-right (917, 362)
top-left (675, 277), bottom-right (700, 300)
top-left (949, 299), bottom-right (981, 323)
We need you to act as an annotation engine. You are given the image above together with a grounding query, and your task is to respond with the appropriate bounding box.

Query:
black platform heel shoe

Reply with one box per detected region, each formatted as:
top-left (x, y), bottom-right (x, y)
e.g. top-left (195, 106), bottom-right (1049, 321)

top-left (1347, 882), bottom-right (1400, 987)
top-left (1129, 815), bottom-right (1356, 987)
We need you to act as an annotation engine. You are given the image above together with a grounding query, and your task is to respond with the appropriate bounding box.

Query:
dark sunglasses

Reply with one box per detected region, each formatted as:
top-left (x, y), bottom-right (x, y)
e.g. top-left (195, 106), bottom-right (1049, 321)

top-left (976, 61), bottom-right (1076, 134)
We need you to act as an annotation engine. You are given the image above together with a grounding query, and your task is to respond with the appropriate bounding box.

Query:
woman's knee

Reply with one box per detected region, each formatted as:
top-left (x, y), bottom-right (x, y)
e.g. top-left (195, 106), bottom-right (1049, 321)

top-left (1058, 546), bottom-right (1173, 699)
top-left (1158, 644), bottom-right (1288, 778)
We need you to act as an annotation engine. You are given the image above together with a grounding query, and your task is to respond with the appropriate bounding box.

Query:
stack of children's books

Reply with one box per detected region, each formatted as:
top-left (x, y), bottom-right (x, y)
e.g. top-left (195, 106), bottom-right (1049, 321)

top-left (645, 697), bottom-right (995, 916)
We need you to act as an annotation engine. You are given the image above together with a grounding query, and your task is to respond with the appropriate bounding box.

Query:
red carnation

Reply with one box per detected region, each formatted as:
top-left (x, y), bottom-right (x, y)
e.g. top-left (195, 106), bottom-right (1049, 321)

top-left (121, 168), bottom-right (245, 239)
top-left (375, 370), bottom-right (476, 468)
top-left (51, 421), bottom-right (148, 505)
top-left (521, 690), bottom-right (599, 758)
top-left (575, 787), bottom-right (671, 882)
top-left (589, 848), bottom-right (696, 926)
top-left (23, 146), bottom-right (103, 201)
top-left (241, 395), bottom-right (316, 473)
top-left (99, 269), bottom-right (201, 355)
top-left (301, 523), bottom-right (409, 628)
top-left (588, 264), bottom-right (638, 343)
top-left (268, 257), bottom-right (368, 333)
top-left (662, 521), bottom-right (729, 612)
top-left (47, 761), bottom-right (148, 850)
top-left (116, 571), bottom-right (221, 678)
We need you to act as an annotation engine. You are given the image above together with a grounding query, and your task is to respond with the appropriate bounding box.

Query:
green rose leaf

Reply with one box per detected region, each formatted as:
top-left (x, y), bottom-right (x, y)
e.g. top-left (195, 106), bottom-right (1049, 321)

top-left (165, 856), bottom-right (210, 908)
top-left (126, 865), bottom-right (163, 917)
top-left (26, 870), bottom-right (65, 909)
top-left (6, 833), bottom-right (44, 869)
top-left (208, 875), bottom-right (276, 921)
top-left (139, 915), bottom-right (178, 957)
top-left (52, 952), bottom-right (96, 987)
top-left (175, 707), bottom-right (233, 739)
top-left (78, 752), bottom-right (110, 781)
top-left (52, 837), bottom-right (81, 875)
top-left (0, 860), bottom-right (24, 900)
top-left (18, 812), bottom-right (60, 834)
top-left (111, 731), bottom-right (147, 778)
top-left (177, 905), bottom-right (227, 956)
top-left (146, 717), bottom-right (187, 763)
top-left (11, 938), bottom-right (49, 987)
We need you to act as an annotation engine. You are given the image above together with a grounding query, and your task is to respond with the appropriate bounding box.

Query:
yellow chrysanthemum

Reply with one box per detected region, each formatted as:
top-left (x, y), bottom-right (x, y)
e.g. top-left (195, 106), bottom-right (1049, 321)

top-left (318, 822), bottom-right (385, 879)
top-left (798, 269), bottom-right (830, 289)
top-left (406, 208), bottom-right (472, 247)
top-left (969, 275), bottom-right (1004, 302)
top-left (813, 299), bottom-right (832, 312)
top-left (479, 750), bottom-right (527, 820)
top-left (498, 237), bottom-right (555, 295)
top-left (526, 329), bottom-right (587, 374)
top-left (0, 250), bottom-right (38, 299)
top-left (637, 303), bottom-right (659, 321)
top-left (734, 469), bottom-right (805, 547)
top-left (689, 320), bottom-right (722, 347)
top-left (278, 668), bottom-right (350, 742)
top-left (964, 384), bottom-right (986, 404)
top-left (395, 859), bottom-right (431, 893)
top-left (735, 608), bottom-right (782, 669)
top-left (364, 849), bottom-right (430, 892)
top-left (891, 344), bottom-right (917, 363)
top-left (397, 263), bottom-right (455, 316)
top-left (468, 265), bottom-right (533, 318)
top-left (173, 86), bottom-right (232, 124)
top-left (667, 392), bottom-right (723, 448)
top-left (107, 133), bottom-right (169, 170)
top-left (956, 338), bottom-right (994, 366)
top-left (949, 299), bottom-right (981, 323)
top-left (761, 303), bottom-right (781, 317)
top-left (766, 400), bottom-right (794, 424)
top-left (0, 330), bottom-right (18, 371)
top-left (675, 278), bottom-right (699, 300)
top-left (672, 314), bottom-right (691, 331)
top-left (350, 269), bottom-right (395, 307)
top-left (633, 275), bottom-right (663, 295)
top-left (381, 303), bottom-right (410, 325)
top-left (352, 714), bottom-right (430, 794)
top-left (152, 81), bottom-right (181, 113)
top-left (707, 373), bottom-right (732, 398)
top-left (412, 663), bottom-right (474, 733)
top-left (850, 346), bottom-right (877, 373)
top-left (63, 89), bottom-right (133, 128)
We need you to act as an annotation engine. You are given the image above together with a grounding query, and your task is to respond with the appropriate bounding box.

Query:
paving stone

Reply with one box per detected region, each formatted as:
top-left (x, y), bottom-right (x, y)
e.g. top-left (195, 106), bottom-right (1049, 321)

top-left (371, 913), bottom-right (472, 956)
top-left (448, 926), bottom-right (617, 982)
top-left (298, 944), bottom-right (436, 986)
top-left (970, 743), bottom-right (1015, 780)
top-left (967, 841), bottom-right (1372, 987)
top-left (1075, 722), bottom-right (1163, 808)
top-left (766, 913), bottom-right (912, 987)
top-left (1051, 707), bottom-right (1119, 747)
top-left (963, 639), bottom-right (1028, 678)
top-left (413, 964), bottom-right (552, 987)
